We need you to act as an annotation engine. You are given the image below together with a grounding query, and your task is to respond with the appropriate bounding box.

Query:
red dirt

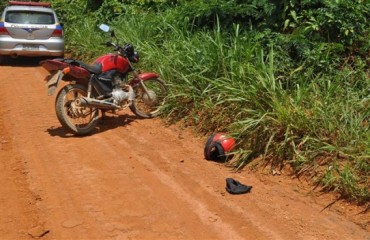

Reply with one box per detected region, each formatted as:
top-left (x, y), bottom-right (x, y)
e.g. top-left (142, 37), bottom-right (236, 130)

top-left (0, 58), bottom-right (369, 240)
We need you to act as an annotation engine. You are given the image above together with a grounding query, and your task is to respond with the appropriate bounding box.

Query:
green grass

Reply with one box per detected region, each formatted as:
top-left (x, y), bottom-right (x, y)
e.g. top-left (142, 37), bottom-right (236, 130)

top-left (62, 11), bottom-right (369, 204)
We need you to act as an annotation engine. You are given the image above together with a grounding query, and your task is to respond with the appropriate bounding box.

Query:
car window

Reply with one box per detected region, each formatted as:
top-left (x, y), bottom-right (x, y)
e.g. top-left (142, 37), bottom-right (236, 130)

top-left (5, 11), bottom-right (55, 24)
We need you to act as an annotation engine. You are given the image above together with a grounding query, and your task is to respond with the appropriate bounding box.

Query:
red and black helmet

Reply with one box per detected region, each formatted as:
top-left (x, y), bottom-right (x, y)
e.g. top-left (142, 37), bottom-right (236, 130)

top-left (204, 132), bottom-right (235, 162)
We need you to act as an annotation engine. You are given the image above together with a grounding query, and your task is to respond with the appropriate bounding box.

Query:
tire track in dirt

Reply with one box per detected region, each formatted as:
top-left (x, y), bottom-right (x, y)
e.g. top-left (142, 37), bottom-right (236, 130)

top-left (101, 125), bottom-right (286, 240)
top-left (0, 61), bottom-right (369, 240)
top-left (1, 63), bottom-right (247, 239)
top-left (0, 105), bottom-right (42, 239)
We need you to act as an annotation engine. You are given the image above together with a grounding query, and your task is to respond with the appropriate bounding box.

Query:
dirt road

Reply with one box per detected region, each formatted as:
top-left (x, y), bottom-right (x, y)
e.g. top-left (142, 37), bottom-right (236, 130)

top-left (0, 58), bottom-right (369, 240)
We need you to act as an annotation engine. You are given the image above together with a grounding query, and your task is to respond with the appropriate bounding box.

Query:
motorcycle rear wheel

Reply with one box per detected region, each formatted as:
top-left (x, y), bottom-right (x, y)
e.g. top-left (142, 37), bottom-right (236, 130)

top-left (55, 84), bottom-right (99, 135)
top-left (130, 78), bottom-right (167, 118)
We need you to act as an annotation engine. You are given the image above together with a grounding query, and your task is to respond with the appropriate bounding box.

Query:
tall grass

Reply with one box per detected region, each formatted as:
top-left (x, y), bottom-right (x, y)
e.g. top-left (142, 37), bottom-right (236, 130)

top-left (64, 11), bottom-right (369, 203)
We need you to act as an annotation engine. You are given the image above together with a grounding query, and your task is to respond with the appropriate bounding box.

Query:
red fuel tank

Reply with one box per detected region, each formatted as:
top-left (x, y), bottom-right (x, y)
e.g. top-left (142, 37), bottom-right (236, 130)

top-left (94, 54), bottom-right (130, 73)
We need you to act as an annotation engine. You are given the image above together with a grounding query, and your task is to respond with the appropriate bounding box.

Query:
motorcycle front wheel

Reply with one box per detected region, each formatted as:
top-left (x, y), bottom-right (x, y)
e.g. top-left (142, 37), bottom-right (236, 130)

top-left (130, 78), bottom-right (167, 118)
top-left (55, 84), bottom-right (99, 135)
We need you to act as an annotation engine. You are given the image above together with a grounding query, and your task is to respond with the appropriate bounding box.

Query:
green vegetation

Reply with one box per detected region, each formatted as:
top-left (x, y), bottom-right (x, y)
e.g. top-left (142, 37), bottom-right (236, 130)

top-left (28, 0), bottom-right (370, 203)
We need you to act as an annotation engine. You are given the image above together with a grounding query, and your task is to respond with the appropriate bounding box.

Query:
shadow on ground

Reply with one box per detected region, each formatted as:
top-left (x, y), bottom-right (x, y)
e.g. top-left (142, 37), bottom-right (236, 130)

top-left (46, 113), bottom-right (142, 138)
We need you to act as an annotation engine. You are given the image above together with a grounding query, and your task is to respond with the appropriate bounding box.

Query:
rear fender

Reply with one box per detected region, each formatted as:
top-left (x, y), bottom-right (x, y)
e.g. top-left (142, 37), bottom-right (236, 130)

top-left (46, 70), bottom-right (64, 96)
top-left (45, 67), bottom-right (89, 96)
top-left (40, 59), bottom-right (90, 79)
top-left (40, 59), bottom-right (69, 72)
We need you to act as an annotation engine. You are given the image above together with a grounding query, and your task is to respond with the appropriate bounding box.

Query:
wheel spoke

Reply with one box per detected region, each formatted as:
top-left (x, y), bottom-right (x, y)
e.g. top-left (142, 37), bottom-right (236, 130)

top-left (131, 78), bottom-right (167, 118)
top-left (56, 85), bottom-right (99, 135)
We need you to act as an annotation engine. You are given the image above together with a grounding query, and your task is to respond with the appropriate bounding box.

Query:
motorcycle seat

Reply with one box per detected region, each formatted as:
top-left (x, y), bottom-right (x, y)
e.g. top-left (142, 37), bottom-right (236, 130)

top-left (75, 61), bottom-right (102, 75)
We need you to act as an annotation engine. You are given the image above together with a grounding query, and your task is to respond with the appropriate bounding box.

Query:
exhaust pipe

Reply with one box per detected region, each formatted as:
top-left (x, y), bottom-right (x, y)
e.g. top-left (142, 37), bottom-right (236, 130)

top-left (75, 97), bottom-right (119, 110)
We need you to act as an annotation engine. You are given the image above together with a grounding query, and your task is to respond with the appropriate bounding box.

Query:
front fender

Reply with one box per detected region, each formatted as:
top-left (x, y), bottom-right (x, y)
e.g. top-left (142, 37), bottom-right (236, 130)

top-left (138, 72), bottom-right (160, 81)
top-left (131, 72), bottom-right (160, 85)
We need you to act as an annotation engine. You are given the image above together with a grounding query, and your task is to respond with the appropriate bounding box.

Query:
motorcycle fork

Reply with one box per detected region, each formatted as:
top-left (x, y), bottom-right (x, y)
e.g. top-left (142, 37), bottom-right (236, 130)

top-left (139, 80), bottom-right (150, 95)
top-left (128, 60), bottom-right (152, 100)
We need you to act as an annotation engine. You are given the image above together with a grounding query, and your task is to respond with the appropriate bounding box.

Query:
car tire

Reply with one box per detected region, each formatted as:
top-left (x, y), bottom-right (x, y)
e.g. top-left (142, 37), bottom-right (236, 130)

top-left (0, 55), bottom-right (8, 65)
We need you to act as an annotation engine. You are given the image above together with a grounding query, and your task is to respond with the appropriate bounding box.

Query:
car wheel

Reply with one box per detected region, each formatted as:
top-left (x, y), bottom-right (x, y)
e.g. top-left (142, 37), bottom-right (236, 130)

top-left (0, 55), bottom-right (8, 65)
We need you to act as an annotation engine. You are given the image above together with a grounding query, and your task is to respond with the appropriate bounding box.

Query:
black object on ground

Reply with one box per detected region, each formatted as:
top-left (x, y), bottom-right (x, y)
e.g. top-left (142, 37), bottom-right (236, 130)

top-left (225, 178), bottom-right (252, 194)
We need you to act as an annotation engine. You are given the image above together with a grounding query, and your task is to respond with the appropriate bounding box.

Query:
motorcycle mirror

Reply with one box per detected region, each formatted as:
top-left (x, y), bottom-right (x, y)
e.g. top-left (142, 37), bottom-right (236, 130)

top-left (99, 24), bottom-right (110, 32)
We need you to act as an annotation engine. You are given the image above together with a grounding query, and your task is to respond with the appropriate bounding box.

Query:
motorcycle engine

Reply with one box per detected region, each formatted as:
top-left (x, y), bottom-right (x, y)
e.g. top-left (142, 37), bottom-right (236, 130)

top-left (112, 88), bottom-right (128, 105)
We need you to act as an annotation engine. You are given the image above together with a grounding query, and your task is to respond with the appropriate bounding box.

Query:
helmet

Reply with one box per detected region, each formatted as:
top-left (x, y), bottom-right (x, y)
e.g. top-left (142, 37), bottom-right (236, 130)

top-left (204, 132), bottom-right (235, 162)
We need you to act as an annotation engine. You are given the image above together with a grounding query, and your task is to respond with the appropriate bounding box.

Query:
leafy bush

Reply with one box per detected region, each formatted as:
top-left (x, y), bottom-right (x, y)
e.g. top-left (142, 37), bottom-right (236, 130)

top-left (276, 0), bottom-right (370, 71)
top-left (175, 0), bottom-right (274, 29)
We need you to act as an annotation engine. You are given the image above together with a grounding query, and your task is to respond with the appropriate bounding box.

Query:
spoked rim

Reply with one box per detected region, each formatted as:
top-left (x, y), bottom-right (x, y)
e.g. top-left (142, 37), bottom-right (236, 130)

top-left (62, 88), bottom-right (98, 130)
top-left (134, 79), bottom-right (167, 116)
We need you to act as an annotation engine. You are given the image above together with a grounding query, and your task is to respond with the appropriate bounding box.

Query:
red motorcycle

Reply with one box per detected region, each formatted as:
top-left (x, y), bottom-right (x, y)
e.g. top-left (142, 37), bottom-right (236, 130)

top-left (41, 24), bottom-right (167, 135)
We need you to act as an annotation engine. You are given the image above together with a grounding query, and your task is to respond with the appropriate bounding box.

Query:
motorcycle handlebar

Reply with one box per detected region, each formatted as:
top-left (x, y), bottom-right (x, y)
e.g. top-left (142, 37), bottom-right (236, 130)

top-left (101, 41), bottom-right (136, 59)
top-left (101, 41), bottom-right (115, 47)
top-left (101, 42), bottom-right (122, 53)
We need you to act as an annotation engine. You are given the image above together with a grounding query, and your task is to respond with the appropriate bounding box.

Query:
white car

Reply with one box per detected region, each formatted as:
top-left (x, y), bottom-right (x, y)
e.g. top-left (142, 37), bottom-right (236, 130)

top-left (0, 1), bottom-right (64, 63)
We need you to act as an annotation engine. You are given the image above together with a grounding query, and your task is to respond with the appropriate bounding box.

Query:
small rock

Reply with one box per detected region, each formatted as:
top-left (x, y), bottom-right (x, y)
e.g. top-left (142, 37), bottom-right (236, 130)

top-left (62, 219), bottom-right (84, 228)
top-left (208, 217), bottom-right (218, 222)
top-left (28, 225), bottom-right (49, 238)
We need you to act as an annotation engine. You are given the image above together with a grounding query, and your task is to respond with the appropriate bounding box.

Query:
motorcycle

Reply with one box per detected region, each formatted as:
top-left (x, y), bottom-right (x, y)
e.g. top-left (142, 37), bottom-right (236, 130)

top-left (41, 24), bottom-right (167, 135)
